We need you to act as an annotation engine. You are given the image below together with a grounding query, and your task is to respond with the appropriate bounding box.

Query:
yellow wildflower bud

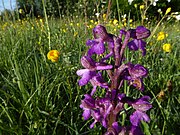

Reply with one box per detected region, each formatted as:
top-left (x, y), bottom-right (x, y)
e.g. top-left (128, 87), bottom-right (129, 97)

top-left (89, 25), bottom-right (93, 29)
top-left (90, 20), bottom-right (94, 23)
top-left (19, 9), bottom-right (24, 14)
top-left (122, 18), bottom-right (126, 22)
top-left (140, 5), bottom-right (145, 10)
top-left (113, 19), bottom-right (118, 25)
top-left (134, 4), bottom-right (137, 9)
top-left (162, 43), bottom-right (172, 52)
top-left (47, 50), bottom-right (60, 62)
top-left (40, 19), bottom-right (43, 22)
top-left (103, 14), bottom-right (107, 20)
top-left (63, 29), bottom-right (66, 33)
top-left (94, 21), bottom-right (98, 25)
top-left (165, 7), bottom-right (171, 15)
top-left (157, 32), bottom-right (166, 41)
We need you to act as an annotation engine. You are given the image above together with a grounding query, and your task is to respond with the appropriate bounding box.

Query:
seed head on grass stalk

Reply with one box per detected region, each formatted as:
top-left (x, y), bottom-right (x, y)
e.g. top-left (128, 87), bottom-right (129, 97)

top-left (77, 24), bottom-right (152, 134)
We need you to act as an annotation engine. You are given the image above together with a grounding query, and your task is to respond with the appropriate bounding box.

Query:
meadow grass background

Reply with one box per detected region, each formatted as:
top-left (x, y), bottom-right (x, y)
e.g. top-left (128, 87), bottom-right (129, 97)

top-left (0, 7), bottom-right (180, 135)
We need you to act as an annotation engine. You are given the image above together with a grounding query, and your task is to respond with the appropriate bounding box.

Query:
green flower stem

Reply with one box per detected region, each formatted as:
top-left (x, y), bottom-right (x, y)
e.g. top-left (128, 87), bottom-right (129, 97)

top-left (42, 0), bottom-right (51, 50)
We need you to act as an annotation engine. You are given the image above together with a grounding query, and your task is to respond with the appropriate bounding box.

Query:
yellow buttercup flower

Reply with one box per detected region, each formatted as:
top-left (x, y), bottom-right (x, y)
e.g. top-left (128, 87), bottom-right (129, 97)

top-left (47, 50), bottom-right (60, 62)
top-left (157, 32), bottom-right (166, 41)
top-left (162, 43), bottom-right (172, 52)
top-left (165, 7), bottom-right (171, 15)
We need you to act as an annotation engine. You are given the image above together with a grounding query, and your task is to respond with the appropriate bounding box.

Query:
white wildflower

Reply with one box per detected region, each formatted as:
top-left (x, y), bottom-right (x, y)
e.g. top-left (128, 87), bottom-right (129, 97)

top-left (128, 0), bottom-right (134, 5)
top-left (175, 15), bottom-right (180, 20)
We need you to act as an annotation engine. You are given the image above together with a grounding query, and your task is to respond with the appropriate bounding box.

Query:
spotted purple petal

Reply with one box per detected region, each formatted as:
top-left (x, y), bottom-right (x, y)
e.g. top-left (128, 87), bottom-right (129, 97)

top-left (132, 96), bottom-right (152, 111)
top-left (135, 26), bottom-right (151, 39)
top-left (80, 94), bottom-right (95, 109)
top-left (81, 55), bottom-right (96, 69)
top-left (128, 64), bottom-right (148, 78)
top-left (93, 25), bottom-right (108, 39)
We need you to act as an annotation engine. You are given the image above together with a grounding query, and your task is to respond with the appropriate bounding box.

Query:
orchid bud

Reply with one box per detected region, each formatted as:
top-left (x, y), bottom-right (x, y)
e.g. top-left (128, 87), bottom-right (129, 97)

top-left (130, 26), bottom-right (150, 39)
top-left (93, 25), bottom-right (109, 40)
top-left (81, 56), bottom-right (95, 69)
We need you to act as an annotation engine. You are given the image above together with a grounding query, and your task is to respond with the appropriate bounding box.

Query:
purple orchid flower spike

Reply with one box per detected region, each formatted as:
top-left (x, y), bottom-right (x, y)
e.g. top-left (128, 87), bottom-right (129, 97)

top-left (77, 24), bottom-right (152, 134)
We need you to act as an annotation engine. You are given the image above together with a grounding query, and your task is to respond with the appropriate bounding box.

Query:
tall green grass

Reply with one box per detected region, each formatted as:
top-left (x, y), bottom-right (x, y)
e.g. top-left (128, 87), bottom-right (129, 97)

top-left (0, 13), bottom-right (180, 135)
